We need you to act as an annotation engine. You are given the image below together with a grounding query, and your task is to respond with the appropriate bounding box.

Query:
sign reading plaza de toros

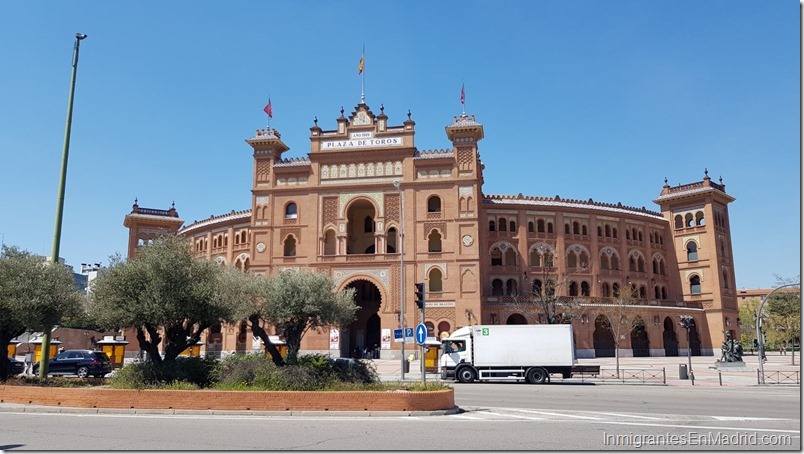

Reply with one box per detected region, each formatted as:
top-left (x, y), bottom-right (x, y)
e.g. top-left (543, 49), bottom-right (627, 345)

top-left (322, 132), bottom-right (403, 150)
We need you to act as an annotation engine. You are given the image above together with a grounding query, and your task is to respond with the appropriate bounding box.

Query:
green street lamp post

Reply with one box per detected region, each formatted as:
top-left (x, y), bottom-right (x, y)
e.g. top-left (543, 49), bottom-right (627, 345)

top-left (39, 33), bottom-right (87, 378)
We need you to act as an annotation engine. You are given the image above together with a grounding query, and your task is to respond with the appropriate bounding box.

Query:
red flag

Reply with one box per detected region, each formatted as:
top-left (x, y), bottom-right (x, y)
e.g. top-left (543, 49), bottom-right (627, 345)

top-left (263, 98), bottom-right (272, 118)
top-left (460, 83), bottom-right (465, 105)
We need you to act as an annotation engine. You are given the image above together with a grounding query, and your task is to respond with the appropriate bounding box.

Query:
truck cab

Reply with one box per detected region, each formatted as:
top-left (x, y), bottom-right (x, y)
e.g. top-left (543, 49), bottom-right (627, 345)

top-left (439, 327), bottom-right (471, 380)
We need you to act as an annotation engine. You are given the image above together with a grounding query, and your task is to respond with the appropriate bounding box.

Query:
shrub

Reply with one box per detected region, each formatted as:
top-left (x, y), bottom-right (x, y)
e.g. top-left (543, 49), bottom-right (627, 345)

top-left (108, 357), bottom-right (217, 389)
top-left (212, 353), bottom-right (276, 388)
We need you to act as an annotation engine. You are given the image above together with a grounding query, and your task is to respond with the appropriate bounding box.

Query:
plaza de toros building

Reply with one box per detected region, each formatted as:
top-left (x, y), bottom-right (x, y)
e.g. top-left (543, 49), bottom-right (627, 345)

top-left (124, 101), bottom-right (739, 359)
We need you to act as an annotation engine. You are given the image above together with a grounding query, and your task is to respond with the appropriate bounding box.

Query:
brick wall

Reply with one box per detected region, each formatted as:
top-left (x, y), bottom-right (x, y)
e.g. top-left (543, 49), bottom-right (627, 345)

top-left (0, 386), bottom-right (453, 412)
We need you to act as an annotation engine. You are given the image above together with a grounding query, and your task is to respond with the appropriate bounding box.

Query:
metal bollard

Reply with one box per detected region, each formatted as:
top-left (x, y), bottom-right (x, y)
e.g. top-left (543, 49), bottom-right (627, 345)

top-left (662, 367), bottom-right (666, 385)
top-left (690, 370), bottom-right (695, 386)
top-left (718, 371), bottom-right (722, 386)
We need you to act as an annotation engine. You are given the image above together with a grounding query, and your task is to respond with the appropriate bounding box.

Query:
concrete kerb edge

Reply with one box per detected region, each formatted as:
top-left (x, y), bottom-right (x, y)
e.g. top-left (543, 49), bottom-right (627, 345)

top-left (0, 403), bottom-right (463, 417)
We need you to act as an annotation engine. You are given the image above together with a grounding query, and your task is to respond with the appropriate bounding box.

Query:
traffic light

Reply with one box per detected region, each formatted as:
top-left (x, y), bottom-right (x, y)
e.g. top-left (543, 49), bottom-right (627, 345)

top-left (414, 282), bottom-right (426, 309)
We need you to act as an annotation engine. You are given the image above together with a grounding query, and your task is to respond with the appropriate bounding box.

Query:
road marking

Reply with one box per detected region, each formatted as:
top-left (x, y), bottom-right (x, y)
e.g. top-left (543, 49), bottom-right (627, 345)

top-left (594, 411), bottom-right (664, 420)
top-left (588, 419), bottom-right (801, 434)
top-left (482, 411), bottom-right (543, 420)
top-left (712, 416), bottom-right (788, 421)
top-left (510, 409), bottom-right (604, 420)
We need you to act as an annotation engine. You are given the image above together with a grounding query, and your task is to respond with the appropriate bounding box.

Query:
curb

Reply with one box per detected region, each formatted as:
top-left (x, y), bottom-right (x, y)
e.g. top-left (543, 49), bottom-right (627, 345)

top-left (0, 403), bottom-right (462, 417)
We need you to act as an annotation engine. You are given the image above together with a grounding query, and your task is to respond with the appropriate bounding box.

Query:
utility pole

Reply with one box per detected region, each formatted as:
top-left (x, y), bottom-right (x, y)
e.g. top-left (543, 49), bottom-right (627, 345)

top-left (394, 180), bottom-right (405, 379)
top-left (40, 33), bottom-right (87, 378)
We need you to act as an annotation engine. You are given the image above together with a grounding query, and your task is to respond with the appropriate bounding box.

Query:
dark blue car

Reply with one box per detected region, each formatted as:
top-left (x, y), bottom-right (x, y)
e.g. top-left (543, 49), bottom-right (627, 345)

top-left (33, 350), bottom-right (112, 378)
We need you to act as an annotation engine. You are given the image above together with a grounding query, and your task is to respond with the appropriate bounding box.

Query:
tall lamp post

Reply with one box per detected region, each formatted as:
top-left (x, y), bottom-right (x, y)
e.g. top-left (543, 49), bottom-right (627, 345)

top-left (394, 180), bottom-right (406, 379)
top-left (679, 315), bottom-right (694, 380)
top-left (40, 33), bottom-right (87, 378)
top-left (756, 283), bottom-right (800, 384)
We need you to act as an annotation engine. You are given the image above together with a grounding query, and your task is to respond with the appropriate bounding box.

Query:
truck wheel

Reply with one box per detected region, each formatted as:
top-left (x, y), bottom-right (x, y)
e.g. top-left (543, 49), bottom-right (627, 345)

top-left (456, 367), bottom-right (476, 383)
top-left (526, 367), bottom-right (548, 384)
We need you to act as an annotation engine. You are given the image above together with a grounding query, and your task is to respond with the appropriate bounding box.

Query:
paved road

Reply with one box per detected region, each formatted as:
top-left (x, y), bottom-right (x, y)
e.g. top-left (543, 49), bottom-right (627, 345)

top-left (0, 382), bottom-right (798, 450)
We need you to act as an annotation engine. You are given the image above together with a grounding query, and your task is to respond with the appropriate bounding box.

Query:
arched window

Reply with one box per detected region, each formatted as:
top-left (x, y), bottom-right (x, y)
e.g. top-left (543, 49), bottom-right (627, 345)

top-left (567, 251), bottom-right (577, 268)
top-left (504, 248), bottom-right (517, 266)
top-left (489, 220), bottom-right (496, 231)
top-left (687, 242), bottom-right (698, 261)
top-left (547, 222), bottom-right (554, 234)
top-left (528, 221), bottom-right (534, 233)
top-left (696, 211), bottom-right (705, 226)
top-left (605, 225), bottom-right (611, 237)
top-left (537, 219), bottom-right (545, 232)
top-left (509, 220), bottom-right (516, 232)
top-left (661, 287), bottom-right (667, 299)
top-left (690, 275), bottom-right (701, 294)
top-left (722, 270), bottom-right (729, 289)
top-left (582, 225), bottom-right (588, 236)
top-left (364, 216), bottom-right (374, 233)
top-left (612, 227), bottom-right (618, 238)
top-left (654, 286), bottom-right (661, 299)
top-left (613, 283), bottom-right (620, 297)
top-left (581, 281), bottom-right (590, 296)
top-left (569, 281), bottom-right (578, 296)
top-left (611, 255), bottom-right (620, 270)
top-left (386, 227), bottom-right (397, 253)
top-left (597, 226), bottom-right (603, 237)
top-left (491, 279), bottom-right (504, 296)
top-left (428, 230), bottom-right (442, 252)
top-left (601, 282), bottom-right (611, 297)
top-left (639, 285), bottom-right (647, 299)
top-left (285, 203), bottom-right (298, 219)
top-left (324, 229), bottom-right (337, 255)
top-left (491, 247), bottom-right (502, 266)
top-left (637, 231), bottom-right (643, 241)
top-left (506, 279), bottom-right (518, 296)
top-left (685, 213), bottom-right (694, 227)
top-left (653, 259), bottom-right (659, 274)
top-left (429, 268), bottom-right (443, 292)
top-left (674, 215), bottom-right (683, 229)
top-left (632, 228), bottom-right (638, 240)
top-left (579, 251), bottom-right (589, 268)
top-left (499, 218), bottom-right (507, 232)
top-left (427, 196), bottom-right (442, 213)
top-left (629, 256), bottom-right (637, 272)
top-left (637, 256), bottom-right (645, 272)
top-left (530, 249), bottom-right (542, 267)
top-left (600, 254), bottom-right (609, 270)
top-left (532, 279), bottom-right (543, 295)
top-left (573, 222), bottom-right (580, 235)
top-left (283, 235), bottom-right (296, 257)
top-left (564, 223), bottom-right (571, 234)
top-left (626, 230), bottom-right (631, 240)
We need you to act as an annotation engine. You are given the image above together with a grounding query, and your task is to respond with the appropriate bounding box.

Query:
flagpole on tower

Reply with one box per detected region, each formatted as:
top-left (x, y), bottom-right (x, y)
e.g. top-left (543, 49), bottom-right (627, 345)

top-left (264, 95), bottom-right (273, 130)
top-left (460, 82), bottom-right (466, 115)
top-left (359, 45), bottom-right (365, 104)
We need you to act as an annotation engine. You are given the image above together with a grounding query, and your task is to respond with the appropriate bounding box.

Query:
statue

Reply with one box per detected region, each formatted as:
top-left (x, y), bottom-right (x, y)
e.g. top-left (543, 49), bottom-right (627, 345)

top-left (720, 331), bottom-right (743, 362)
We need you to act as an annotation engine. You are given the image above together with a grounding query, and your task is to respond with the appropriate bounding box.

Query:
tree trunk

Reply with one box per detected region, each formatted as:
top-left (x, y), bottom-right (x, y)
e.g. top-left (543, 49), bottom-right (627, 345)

top-left (614, 343), bottom-right (620, 379)
top-left (137, 326), bottom-right (162, 365)
top-left (249, 314), bottom-right (285, 366)
top-left (0, 331), bottom-right (19, 381)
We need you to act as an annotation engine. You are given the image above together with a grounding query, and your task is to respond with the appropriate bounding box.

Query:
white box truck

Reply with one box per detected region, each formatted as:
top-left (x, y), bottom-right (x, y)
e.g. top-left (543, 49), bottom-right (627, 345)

top-left (439, 324), bottom-right (598, 384)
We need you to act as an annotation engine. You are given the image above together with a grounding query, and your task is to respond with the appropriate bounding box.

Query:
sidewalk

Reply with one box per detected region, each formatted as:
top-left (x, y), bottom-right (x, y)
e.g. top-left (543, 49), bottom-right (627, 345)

top-left (372, 353), bottom-right (801, 387)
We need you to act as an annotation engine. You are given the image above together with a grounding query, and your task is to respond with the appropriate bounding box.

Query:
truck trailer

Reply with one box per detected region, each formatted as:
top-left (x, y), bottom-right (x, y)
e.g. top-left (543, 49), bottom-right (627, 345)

top-left (439, 324), bottom-right (598, 384)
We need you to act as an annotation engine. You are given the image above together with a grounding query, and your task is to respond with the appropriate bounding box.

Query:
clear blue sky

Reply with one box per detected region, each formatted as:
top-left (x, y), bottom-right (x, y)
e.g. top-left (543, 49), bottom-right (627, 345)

top-left (0, 1), bottom-right (799, 289)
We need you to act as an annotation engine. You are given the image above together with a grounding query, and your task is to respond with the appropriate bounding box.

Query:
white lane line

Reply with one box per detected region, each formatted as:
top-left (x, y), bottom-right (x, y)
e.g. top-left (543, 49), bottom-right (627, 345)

top-left (450, 414), bottom-right (483, 420)
top-left (482, 411), bottom-right (543, 420)
top-left (594, 411), bottom-right (664, 420)
top-left (589, 419), bottom-right (801, 434)
top-left (712, 416), bottom-right (788, 421)
top-left (512, 409), bottom-right (604, 420)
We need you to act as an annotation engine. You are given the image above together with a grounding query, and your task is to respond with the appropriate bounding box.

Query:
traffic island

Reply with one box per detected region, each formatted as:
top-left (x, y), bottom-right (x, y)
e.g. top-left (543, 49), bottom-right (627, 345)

top-left (0, 385), bottom-right (454, 413)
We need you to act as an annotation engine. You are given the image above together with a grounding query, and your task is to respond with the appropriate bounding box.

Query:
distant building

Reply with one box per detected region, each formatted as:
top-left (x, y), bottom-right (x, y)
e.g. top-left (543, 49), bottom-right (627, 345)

top-left (124, 101), bottom-right (739, 359)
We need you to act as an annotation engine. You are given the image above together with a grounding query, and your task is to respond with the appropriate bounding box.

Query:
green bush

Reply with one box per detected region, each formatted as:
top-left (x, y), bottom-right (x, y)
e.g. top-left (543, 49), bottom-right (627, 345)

top-left (212, 352), bottom-right (276, 387)
top-left (108, 356), bottom-right (217, 389)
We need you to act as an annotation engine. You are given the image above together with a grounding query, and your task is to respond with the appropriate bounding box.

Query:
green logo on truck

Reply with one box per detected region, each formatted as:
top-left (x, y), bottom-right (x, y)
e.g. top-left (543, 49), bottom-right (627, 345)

top-left (482, 328), bottom-right (489, 336)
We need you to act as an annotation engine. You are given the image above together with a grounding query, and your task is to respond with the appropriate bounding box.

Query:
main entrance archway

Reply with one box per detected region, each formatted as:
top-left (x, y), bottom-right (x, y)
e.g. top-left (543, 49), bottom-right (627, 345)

top-left (663, 317), bottom-right (679, 356)
top-left (593, 315), bottom-right (615, 357)
top-left (342, 279), bottom-right (382, 358)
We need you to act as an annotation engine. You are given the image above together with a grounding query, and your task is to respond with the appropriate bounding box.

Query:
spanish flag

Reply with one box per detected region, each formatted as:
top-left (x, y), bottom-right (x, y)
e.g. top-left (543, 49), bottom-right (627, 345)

top-left (358, 53), bottom-right (365, 75)
top-left (264, 97), bottom-right (272, 118)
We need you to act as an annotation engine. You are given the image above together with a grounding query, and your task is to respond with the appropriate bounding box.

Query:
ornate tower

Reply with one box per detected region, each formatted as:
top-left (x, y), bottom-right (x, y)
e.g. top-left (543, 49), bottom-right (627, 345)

top-left (245, 127), bottom-right (289, 273)
top-left (123, 200), bottom-right (184, 259)
top-left (654, 170), bottom-right (738, 353)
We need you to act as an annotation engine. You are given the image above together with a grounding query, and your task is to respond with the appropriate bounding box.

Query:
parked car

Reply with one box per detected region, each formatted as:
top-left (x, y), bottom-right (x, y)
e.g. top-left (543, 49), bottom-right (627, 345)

top-left (32, 350), bottom-right (112, 378)
top-left (7, 357), bottom-right (24, 376)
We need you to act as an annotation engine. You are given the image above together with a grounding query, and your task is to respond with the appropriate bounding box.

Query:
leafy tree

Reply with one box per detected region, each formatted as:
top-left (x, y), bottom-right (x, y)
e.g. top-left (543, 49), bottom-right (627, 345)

top-left (594, 287), bottom-right (648, 378)
top-left (250, 269), bottom-right (357, 364)
top-left (0, 246), bottom-right (81, 381)
top-left (89, 236), bottom-right (249, 364)
top-left (738, 297), bottom-right (760, 352)
top-left (764, 275), bottom-right (800, 365)
top-left (524, 247), bottom-right (584, 324)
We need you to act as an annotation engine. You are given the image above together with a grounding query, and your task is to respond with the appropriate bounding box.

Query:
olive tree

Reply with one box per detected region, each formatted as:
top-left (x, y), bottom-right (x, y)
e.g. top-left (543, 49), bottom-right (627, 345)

top-left (0, 246), bottom-right (82, 381)
top-left (89, 235), bottom-right (248, 364)
top-left (249, 269), bottom-right (357, 364)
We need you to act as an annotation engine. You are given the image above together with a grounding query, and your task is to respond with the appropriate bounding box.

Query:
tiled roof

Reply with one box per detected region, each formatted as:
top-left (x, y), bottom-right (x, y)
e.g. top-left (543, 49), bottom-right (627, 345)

top-left (484, 194), bottom-right (664, 220)
top-left (415, 149), bottom-right (453, 159)
top-left (180, 209), bottom-right (252, 234)
top-left (275, 157), bottom-right (311, 167)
